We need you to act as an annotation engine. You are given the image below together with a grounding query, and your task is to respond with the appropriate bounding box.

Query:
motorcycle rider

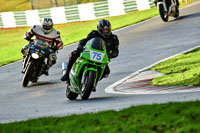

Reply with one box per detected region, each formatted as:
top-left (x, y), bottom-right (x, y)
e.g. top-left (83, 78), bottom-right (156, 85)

top-left (61, 19), bottom-right (119, 84)
top-left (21, 18), bottom-right (63, 75)
top-left (167, 0), bottom-right (179, 9)
top-left (153, 0), bottom-right (179, 9)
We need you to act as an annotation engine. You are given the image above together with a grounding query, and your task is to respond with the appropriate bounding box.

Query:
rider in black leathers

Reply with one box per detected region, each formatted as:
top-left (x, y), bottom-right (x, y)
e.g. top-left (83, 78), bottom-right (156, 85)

top-left (61, 19), bottom-right (119, 83)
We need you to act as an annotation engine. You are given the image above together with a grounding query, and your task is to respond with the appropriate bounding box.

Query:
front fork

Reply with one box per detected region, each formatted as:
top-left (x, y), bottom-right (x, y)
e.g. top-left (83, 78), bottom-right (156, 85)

top-left (22, 55), bottom-right (30, 73)
top-left (82, 67), bottom-right (97, 91)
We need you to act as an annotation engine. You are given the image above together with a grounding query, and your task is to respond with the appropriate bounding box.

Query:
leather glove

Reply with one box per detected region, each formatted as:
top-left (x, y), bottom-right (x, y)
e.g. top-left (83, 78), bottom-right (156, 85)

top-left (29, 39), bottom-right (34, 43)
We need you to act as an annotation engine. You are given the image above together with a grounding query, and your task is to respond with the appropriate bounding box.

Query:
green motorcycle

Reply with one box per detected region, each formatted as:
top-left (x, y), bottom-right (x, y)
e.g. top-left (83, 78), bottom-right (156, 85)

top-left (62, 37), bottom-right (109, 100)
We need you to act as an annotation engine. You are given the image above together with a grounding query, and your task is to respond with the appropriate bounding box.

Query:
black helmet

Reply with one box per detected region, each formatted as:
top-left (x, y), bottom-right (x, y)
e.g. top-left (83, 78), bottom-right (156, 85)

top-left (97, 19), bottom-right (111, 39)
top-left (42, 18), bottom-right (53, 34)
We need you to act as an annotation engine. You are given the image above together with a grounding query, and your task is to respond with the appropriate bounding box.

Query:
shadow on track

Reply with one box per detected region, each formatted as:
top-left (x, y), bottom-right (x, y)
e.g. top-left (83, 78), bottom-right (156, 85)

top-left (170, 12), bottom-right (200, 22)
top-left (24, 81), bottom-right (59, 88)
top-left (66, 96), bottom-right (120, 103)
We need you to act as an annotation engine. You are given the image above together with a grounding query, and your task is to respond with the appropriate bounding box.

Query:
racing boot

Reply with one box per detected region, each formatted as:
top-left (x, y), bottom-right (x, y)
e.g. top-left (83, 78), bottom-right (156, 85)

top-left (61, 72), bottom-right (70, 85)
top-left (61, 59), bottom-right (74, 84)
top-left (43, 65), bottom-right (49, 76)
top-left (44, 69), bottom-right (49, 76)
top-left (61, 72), bottom-right (68, 81)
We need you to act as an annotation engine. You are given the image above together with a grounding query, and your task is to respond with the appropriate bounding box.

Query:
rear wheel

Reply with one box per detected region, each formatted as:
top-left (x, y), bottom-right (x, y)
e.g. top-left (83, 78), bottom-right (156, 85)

top-left (81, 71), bottom-right (96, 100)
top-left (66, 84), bottom-right (78, 100)
top-left (159, 4), bottom-right (168, 22)
top-left (22, 62), bottom-right (32, 87)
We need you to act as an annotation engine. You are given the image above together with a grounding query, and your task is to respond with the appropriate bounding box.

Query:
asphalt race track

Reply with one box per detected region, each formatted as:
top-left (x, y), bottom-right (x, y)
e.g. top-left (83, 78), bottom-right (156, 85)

top-left (0, 2), bottom-right (200, 123)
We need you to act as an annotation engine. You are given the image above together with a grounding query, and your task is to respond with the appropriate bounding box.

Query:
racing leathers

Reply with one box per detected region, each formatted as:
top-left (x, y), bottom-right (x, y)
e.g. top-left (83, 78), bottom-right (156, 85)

top-left (153, 0), bottom-right (179, 9)
top-left (166, 0), bottom-right (179, 9)
top-left (61, 30), bottom-right (119, 82)
top-left (22, 25), bottom-right (63, 75)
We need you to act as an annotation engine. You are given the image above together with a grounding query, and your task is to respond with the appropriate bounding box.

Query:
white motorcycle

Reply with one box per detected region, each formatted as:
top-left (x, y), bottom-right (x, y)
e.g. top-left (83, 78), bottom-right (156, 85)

top-left (153, 0), bottom-right (179, 22)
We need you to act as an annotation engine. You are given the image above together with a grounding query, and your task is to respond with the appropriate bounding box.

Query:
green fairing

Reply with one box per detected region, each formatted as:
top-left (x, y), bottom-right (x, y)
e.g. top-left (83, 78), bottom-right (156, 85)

top-left (67, 38), bottom-right (109, 99)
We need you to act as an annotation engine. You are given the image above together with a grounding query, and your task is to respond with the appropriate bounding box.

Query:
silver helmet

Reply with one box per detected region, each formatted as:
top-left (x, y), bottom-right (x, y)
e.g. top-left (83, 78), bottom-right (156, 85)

top-left (42, 18), bottom-right (53, 34)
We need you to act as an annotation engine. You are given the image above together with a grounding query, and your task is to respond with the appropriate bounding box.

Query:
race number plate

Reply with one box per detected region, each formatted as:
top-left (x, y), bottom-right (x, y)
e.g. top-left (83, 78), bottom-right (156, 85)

top-left (90, 50), bottom-right (105, 62)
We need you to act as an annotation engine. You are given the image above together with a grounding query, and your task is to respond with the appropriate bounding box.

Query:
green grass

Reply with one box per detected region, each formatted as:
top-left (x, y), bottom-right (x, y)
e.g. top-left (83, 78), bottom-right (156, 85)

top-left (0, 0), bottom-right (105, 12)
top-left (0, 100), bottom-right (200, 133)
top-left (0, 0), bottom-right (30, 12)
top-left (151, 47), bottom-right (200, 86)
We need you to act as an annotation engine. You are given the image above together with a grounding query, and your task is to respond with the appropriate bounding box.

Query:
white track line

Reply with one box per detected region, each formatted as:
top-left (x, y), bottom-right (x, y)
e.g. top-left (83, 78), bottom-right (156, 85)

top-left (105, 46), bottom-right (200, 94)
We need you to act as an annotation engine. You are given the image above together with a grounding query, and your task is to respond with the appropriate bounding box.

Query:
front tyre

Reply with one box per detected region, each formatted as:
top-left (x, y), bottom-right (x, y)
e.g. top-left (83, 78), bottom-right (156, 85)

top-left (22, 62), bottom-right (32, 87)
top-left (81, 71), bottom-right (96, 100)
top-left (66, 84), bottom-right (78, 100)
top-left (159, 4), bottom-right (168, 22)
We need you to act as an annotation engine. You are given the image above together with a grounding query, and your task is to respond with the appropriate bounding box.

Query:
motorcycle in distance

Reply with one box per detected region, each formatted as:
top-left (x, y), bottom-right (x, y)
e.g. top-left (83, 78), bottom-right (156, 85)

top-left (153, 0), bottom-right (179, 22)
top-left (22, 39), bottom-right (51, 87)
top-left (62, 37), bottom-right (109, 100)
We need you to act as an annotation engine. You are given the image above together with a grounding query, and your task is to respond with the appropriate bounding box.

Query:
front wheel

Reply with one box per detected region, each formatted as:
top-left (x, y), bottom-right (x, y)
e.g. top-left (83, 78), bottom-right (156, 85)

top-left (158, 4), bottom-right (168, 22)
top-left (22, 62), bottom-right (32, 87)
top-left (81, 71), bottom-right (96, 100)
top-left (66, 84), bottom-right (78, 100)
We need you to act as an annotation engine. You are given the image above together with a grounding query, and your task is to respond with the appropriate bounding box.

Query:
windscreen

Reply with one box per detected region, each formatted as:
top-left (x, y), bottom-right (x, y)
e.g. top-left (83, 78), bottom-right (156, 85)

top-left (34, 39), bottom-right (49, 49)
top-left (90, 38), bottom-right (105, 51)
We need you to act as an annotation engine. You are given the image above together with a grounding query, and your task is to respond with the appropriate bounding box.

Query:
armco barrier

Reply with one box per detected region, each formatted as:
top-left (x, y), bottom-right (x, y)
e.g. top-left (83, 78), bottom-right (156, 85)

top-left (0, 0), bottom-right (154, 28)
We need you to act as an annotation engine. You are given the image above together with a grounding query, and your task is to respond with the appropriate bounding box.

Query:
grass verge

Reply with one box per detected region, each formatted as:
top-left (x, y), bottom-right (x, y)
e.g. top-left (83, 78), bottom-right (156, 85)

top-left (151, 47), bottom-right (200, 86)
top-left (0, 0), bottom-right (105, 12)
top-left (0, 100), bottom-right (200, 133)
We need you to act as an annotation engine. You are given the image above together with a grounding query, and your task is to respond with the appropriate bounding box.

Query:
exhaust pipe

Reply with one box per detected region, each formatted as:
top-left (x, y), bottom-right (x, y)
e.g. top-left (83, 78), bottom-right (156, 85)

top-left (62, 62), bottom-right (67, 75)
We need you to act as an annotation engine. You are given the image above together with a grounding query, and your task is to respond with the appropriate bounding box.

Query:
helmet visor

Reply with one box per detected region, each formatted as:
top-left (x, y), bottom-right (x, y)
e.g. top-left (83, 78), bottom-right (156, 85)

top-left (102, 28), bottom-right (110, 33)
top-left (101, 28), bottom-right (111, 38)
top-left (43, 25), bottom-right (52, 30)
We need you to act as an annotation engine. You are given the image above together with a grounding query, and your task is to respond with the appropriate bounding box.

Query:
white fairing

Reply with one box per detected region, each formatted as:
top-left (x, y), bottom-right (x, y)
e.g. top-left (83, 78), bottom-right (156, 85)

top-left (157, 0), bottom-right (168, 12)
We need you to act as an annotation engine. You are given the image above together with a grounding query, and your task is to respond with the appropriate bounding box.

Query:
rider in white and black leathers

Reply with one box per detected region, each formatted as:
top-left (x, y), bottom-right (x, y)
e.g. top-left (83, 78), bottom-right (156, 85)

top-left (22, 18), bottom-right (63, 75)
top-left (154, 0), bottom-right (179, 9)
top-left (166, 0), bottom-right (179, 9)
top-left (61, 19), bottom-right (119, 84)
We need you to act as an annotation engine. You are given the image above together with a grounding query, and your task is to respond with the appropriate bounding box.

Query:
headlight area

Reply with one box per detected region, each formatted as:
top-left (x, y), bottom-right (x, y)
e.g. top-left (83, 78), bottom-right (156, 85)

top-left (31, 53), bottom-right (39, 59)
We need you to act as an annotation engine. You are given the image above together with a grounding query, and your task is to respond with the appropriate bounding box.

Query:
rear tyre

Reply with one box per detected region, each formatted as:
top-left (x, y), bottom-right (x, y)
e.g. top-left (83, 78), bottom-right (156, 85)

top-left (22, 62), bottom-right (32, 87)
top-left (66, 84), bottom-right (78, 100)
top-left (81, 71), bottom-right (96, 100)
top-left (159, 4), bottom-right (168, 22)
